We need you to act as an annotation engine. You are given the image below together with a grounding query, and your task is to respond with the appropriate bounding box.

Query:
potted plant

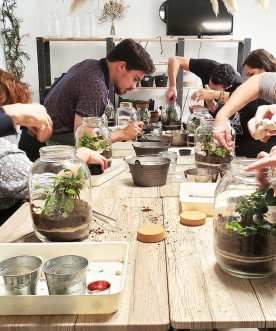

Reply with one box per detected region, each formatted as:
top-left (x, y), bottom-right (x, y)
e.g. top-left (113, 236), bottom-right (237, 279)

top-left (32, 167), bottom-right (92, 242)
top-left (214, 183), bottom-right (276, 278)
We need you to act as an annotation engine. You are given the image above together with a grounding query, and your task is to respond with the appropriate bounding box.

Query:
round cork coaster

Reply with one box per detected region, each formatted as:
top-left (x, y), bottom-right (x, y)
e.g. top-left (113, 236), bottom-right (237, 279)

top-left (180, 211), bottom-right (206, 226)
top-left (137, 224), bottom-right (166, 243)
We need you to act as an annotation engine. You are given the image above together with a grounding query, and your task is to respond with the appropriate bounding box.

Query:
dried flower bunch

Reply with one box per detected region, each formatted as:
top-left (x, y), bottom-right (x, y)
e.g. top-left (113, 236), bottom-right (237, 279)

top-left (98, 0), bottom-right (129, 24)
top-left (209, 0), bottom-right (269, 15)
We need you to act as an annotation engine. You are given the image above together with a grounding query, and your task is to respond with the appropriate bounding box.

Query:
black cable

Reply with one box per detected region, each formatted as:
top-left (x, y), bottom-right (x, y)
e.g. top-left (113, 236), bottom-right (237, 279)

top-left (197, 41), bottom-right (202, 59)
top-left (156, 36), bottom-right (163, 55)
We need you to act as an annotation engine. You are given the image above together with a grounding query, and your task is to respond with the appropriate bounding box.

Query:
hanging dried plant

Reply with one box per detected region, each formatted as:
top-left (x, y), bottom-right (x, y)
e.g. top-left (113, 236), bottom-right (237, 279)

top-left (210, 0), bottom-right (219, 16)
top-left (98, 0), bottom-right (129, 24)
top-left (255, 0), bottom-right (269, 9)
top-left (70, 0), bottom-right (94, 13)
top-left (222, 0), bottom-right (238, 14)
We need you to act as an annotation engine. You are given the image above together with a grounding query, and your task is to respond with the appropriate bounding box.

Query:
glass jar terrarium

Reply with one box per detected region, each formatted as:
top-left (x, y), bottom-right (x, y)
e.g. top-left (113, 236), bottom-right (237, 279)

top-left (214, 159), bottom-right (276, 278)
top-left (115, 102), bottom-right (137, 129)
top-left (187, 108), bottom-right (212, 147)
top-left (194, 119), bottom-right (235, 167)
top-left (137, 102), bottom-right (150, 134)
top-left (29, 146), bottom-right (92, 242)
top-left (104, 99), bottom-right (115, 126)
top-left (161, 101), bottom-right (181, 131)
top-left (75, 117), bottom-right (112, 174)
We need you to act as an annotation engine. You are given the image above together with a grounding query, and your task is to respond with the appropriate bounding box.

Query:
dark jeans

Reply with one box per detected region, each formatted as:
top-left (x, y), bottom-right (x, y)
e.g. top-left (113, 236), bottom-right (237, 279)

top-left (0, 201), bottom-right (23, 226)
top-left (18, 127), bottom-right (46, 162)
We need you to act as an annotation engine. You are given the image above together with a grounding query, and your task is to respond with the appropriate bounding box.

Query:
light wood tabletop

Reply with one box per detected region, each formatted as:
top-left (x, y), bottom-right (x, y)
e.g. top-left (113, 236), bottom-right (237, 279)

top-left (0, 156), bottom-right (275, 330)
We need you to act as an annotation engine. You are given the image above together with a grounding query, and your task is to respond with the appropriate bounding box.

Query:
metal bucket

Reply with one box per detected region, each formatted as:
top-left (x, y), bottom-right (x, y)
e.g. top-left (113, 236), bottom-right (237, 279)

top-left (171, 130), bottom-right (187, 146)
top-left (42, 255), bottom-right (88, 295)
top-left (0, 255), bottom-right (42, 295)
top-left (144, 134), bottom-right (173, 145)
top-left (184, 167), bottom-right (219, 183)
top-left (132, 142), bottom-right (169, 156)
top-left (128, 156), bottom-right (170, 187)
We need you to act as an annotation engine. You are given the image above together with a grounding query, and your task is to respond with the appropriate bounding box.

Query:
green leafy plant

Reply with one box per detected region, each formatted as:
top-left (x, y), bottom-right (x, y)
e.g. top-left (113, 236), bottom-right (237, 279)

top-left (104, 100), bottom-right (114, 120)
top-left (226, 185), bottom-right (276, 236)
top-left (162, 106), bottom-right (180, 125)
top-left (34, 168), bottom-right (87, 218)
top-left (199, 130), bottom-right (232, 158)
top-left (1, 0), bottom-right (30, 79)
top-left (188, 116), bottom-right (201, 134)
top-left (78, 131), bottom-right (109, 151)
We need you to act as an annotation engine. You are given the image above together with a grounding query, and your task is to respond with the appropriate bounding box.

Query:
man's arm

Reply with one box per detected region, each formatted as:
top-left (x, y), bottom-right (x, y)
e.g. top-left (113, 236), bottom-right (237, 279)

top-left (166, 56), bottom-right (190, 102)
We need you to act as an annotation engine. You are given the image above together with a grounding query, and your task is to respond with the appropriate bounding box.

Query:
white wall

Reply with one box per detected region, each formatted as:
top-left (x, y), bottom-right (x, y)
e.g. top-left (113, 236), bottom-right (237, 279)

top-left (14, 0), bottom-right (276, 121)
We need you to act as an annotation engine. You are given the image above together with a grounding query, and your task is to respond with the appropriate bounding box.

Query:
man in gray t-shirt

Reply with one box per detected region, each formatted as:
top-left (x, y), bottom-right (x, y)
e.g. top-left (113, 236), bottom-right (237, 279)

top-left (44, 39), bottom-right (155, 146)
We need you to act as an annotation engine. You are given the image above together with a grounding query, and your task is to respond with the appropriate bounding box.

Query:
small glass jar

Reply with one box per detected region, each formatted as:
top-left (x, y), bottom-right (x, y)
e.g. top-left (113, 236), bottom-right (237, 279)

top-left (187, 108), bottom-right (212, 147)
top-left (75, 117), bottom-right (112, 162)
top-left (137, 102), bottom-right (150, 133)
top-left (115, 102), bottom-right (137, 129)
top-left (29, 146), bottom-right (92, 242)
top-left (194, 119), bottom-right (235, 167)
top-left (161, 101), bottom-right (181, 131)
top-left (214, 159), bottom-right (276, 278)
top-left (104, 99), bottom-right (115, 123)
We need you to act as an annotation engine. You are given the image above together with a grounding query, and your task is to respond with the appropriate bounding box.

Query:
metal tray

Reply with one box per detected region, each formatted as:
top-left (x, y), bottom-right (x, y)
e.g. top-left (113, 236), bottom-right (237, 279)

top-left (0, 241), bottom-right (129, 315)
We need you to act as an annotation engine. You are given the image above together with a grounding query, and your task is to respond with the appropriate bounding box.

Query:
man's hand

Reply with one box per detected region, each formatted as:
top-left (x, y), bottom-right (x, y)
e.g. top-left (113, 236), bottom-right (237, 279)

top-left (122, 121), bottom-right (143, 140)
top-left (213, 114), bottom-right (233, 151)
top-left (165, 86), bottom-right (177, 102)
top-left (191, 85), bottom-right (218, 102)
top-left (3, 103), bottom-right (53, 142)
top-left (248, 104), bottom-right (276, 142)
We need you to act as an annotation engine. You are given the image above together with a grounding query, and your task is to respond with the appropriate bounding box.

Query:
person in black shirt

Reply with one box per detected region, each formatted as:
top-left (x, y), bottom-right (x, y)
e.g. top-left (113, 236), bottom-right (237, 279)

top-left (165, 56), bottom-right (276, 157)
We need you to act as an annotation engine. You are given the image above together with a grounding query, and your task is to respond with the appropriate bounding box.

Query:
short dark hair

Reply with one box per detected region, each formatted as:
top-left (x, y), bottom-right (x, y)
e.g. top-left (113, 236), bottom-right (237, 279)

top-left (210, 64), bottom-right (236, 88)
top-left (106, 39), bottom-right (155, 75)
top-left (243, 49), bottom-right (276, 72)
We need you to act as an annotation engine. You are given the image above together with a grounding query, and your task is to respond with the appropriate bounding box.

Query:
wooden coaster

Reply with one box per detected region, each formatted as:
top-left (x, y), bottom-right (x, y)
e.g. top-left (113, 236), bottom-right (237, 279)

top-left (137, 224), bottom-right (166, 243)
top-left (180, 211), bottom-right (206, 226)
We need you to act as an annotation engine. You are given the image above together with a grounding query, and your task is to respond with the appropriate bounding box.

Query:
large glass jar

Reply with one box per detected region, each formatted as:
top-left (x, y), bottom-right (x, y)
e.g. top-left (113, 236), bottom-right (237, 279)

top-left (115, 102), bottom-right (137, 129)
top-left (29, 146), bottom-right (92, 242)
top-left (214, 159), bottom-right (276, 278)
top-left (187, 108), bottom-right (212, 147)
top-left (75, 117), bottom-right (112, 162)
top-left (161, 101), bottom-right (181, 131)
top-left (194, 119), bottom-right (235, 167)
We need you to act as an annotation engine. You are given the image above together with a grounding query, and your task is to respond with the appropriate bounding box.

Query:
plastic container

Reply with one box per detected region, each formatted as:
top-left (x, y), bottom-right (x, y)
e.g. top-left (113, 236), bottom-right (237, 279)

top-left (214, 158), bottom-right (276, 278)
top-left (29, 146), bottom-right (92, 242)
top-left (155, 74), bottom-right (168, 87)
top-left (141, 75), bottom-right (154, 87)
top-left (194, 119), bottom-right (235, 168)
top-left (0, 242), bottom-right (129, 315)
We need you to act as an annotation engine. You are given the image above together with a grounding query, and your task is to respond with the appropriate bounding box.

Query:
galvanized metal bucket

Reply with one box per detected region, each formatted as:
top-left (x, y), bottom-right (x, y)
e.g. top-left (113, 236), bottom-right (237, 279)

top-left (128, 156), bottom-right (170, 187)
top-left (171, 130), bottom-right (187, 146)
top-left (42, 255), bottom-right (88, 295)
top-left (144, 134), bottom-right (173, 145)
top-left (0, 255), bottom-right (42, 295)
top-left (132, 142), bottom-right (169, 156)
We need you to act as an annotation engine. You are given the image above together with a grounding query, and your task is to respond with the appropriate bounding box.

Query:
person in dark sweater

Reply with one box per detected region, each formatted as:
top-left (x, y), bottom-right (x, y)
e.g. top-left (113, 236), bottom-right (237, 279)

top-left (165, 56), bottom-right (276, 157)
top-left (42, 38), bottom-right (155, 147)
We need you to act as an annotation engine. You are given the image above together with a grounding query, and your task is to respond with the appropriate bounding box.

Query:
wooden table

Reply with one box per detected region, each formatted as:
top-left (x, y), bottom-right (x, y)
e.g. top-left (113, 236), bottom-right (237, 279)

top-left (0, 160), bottom-right (275, 330)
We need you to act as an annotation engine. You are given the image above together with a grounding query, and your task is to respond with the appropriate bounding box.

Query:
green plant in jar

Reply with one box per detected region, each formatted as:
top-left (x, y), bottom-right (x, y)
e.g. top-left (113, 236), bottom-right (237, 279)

top-left (226, 185), bottom-right (276, 237)
top-left (78, 131), bottom-right (109, 151)
top-left (34, 168), bottom-right (87, 219)
top-left (188, 116), bottom-right (201, 135)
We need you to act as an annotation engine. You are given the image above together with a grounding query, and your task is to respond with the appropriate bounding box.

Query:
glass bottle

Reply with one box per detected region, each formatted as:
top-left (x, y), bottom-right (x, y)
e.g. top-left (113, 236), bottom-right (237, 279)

top-left (187, 108), bottom-right (212, 147)
top-left (75, 117), bottom-right (112, 164)
top-left (137, 102), bottom-right (150, 133)
top-left (29, 146), bottom-right (92, 242)
top-left (161, 101), bottom-right (181, 131)
top-left (104, 99), bottom-right (115, 123)
top-left (214, 158), bottom-right (276, 278)
top-left (194, 119), bottom-right (235, 167)
top-left (115, 102), bottom-right (137, 129)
